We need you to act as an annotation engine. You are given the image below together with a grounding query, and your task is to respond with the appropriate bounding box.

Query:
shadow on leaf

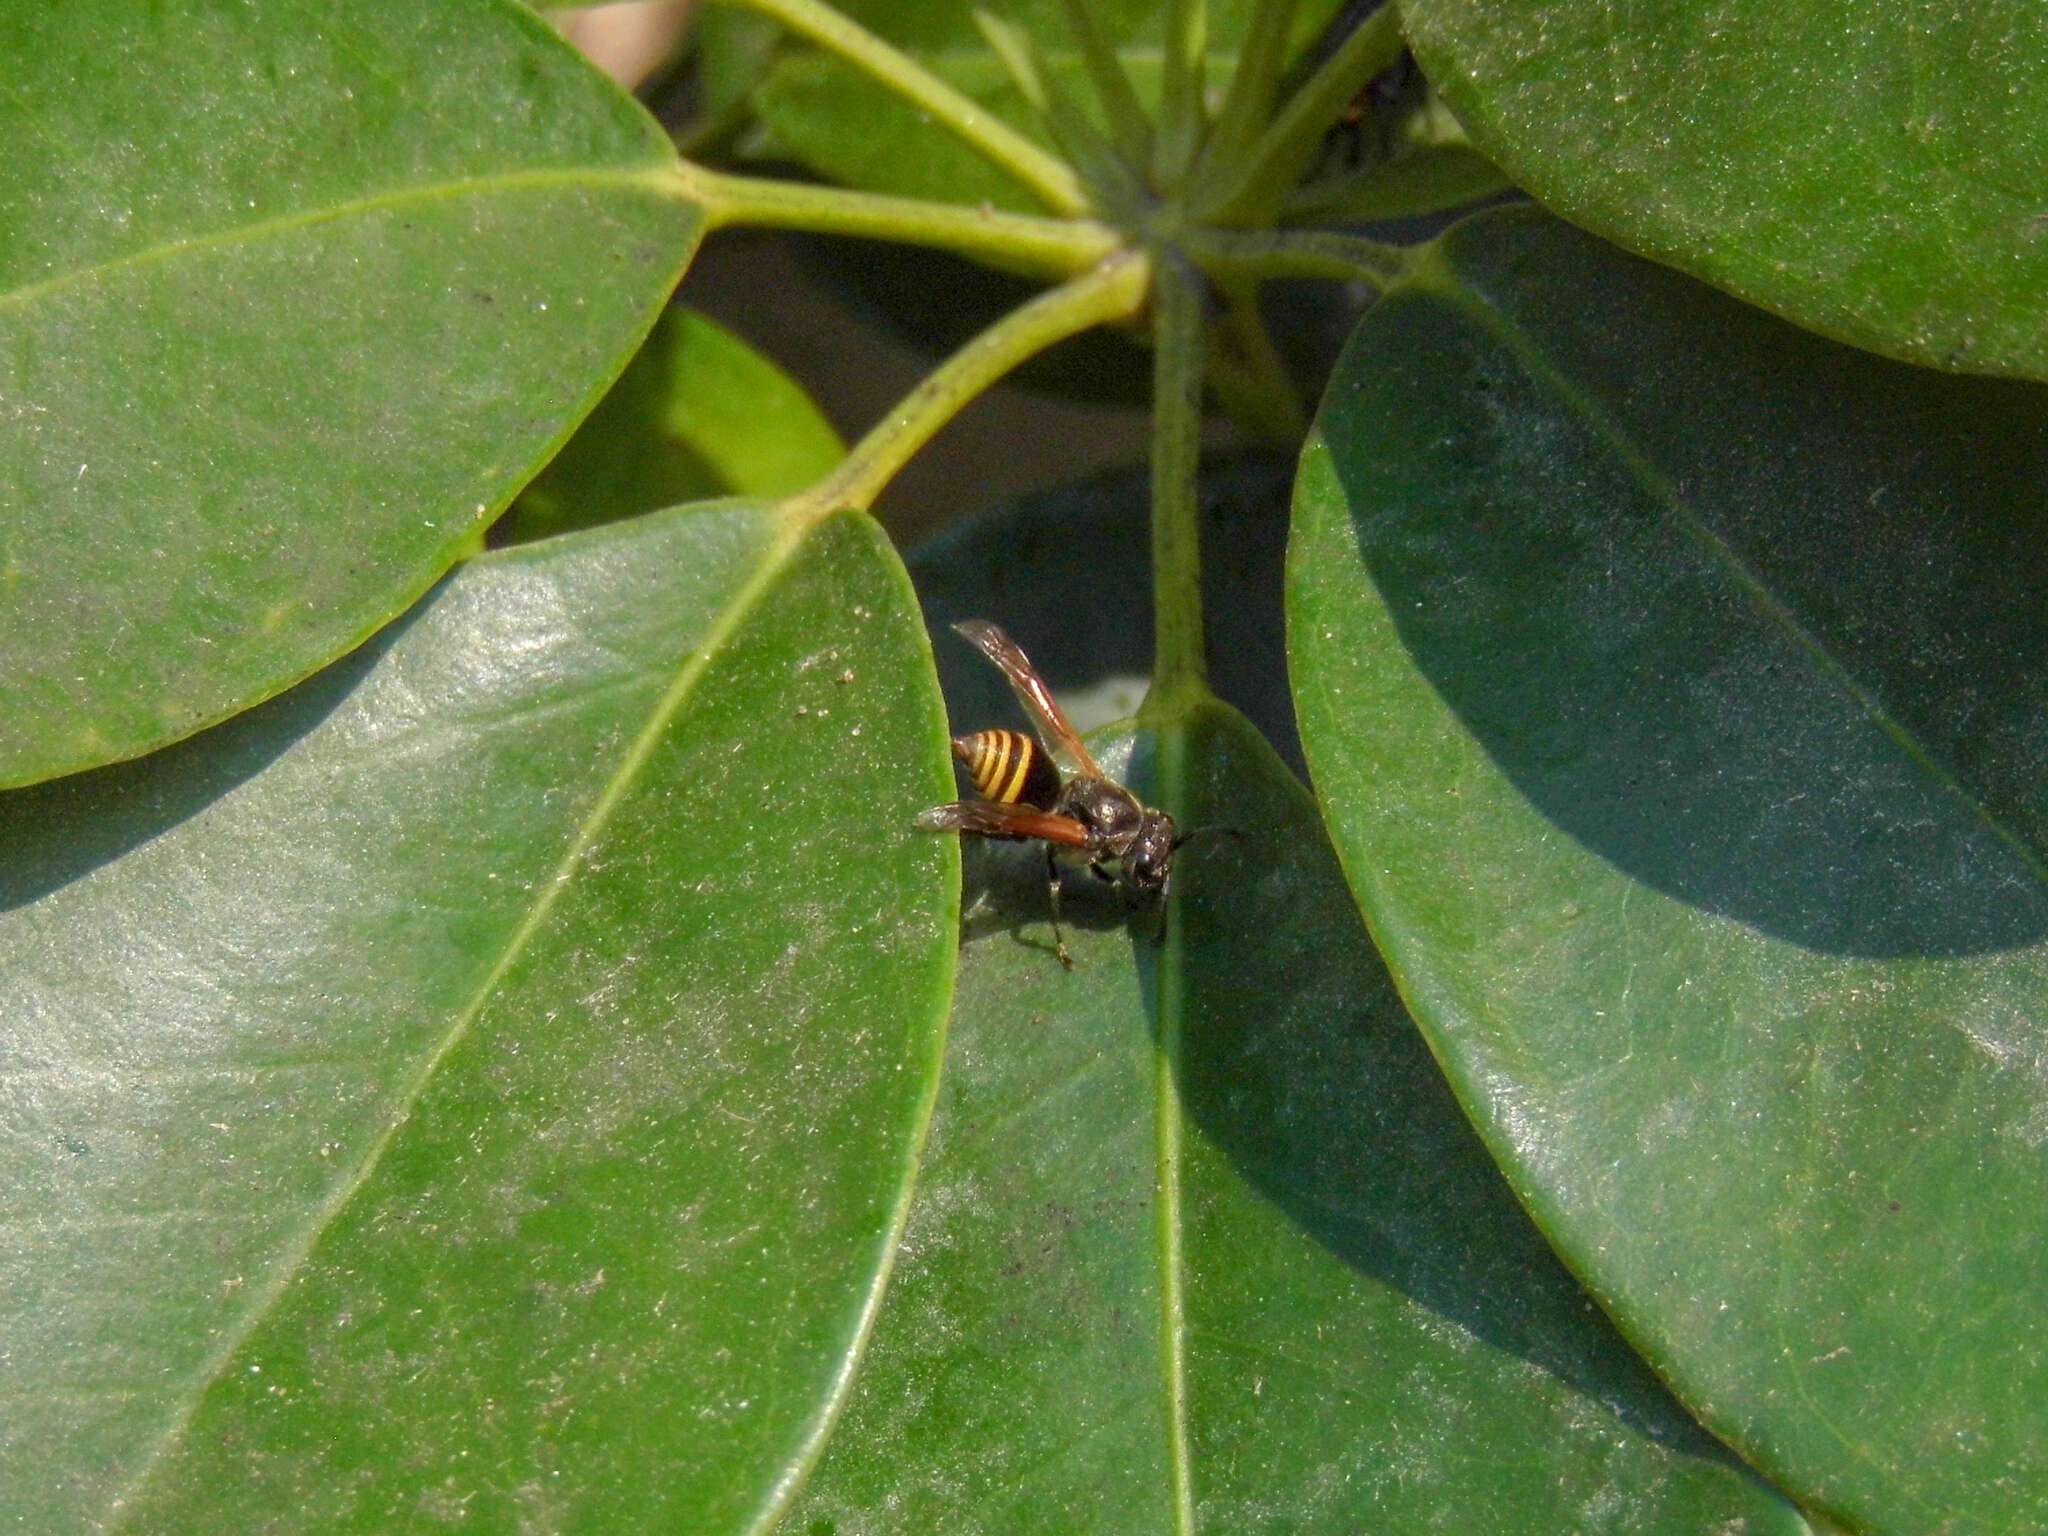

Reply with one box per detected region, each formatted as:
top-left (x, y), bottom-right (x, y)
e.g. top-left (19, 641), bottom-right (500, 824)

top-left (1150, 701), bottom-right (1758, 1472)
top-left (1317, 209), bottom-right (2048, 958)
top-left (0, 613), bottom-right (406, 912)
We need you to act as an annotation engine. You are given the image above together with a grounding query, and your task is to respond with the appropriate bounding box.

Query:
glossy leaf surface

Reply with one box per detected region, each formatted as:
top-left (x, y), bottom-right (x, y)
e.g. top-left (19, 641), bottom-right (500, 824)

top-left (1401, 0), bottom-right (2048, 378)
top-left (0, 0), bottom-right (699, 786)
top-left (1290, 206), bottom-right (2048, 1535)
top-left (0, 503), bottom-right (955, 1531)
top-left (497, 305), bottom-right (844, 544)
top-left (791, 680), bottom-right (1803, 1529)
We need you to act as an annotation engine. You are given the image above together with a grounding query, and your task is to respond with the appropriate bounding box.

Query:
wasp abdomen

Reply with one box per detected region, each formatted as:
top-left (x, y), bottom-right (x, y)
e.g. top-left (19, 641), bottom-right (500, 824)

top-left (952, 728), bottom-right (1062, 809)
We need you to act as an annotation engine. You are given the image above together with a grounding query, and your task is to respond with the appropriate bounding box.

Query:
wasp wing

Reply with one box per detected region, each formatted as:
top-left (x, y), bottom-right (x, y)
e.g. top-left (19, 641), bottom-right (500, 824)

top-left (952, 619), bottom-right (1103, 779)
top-left (915, 799), bottom-right (1096, 848)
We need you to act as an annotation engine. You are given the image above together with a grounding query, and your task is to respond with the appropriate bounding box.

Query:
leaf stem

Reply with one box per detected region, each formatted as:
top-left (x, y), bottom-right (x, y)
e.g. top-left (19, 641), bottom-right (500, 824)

top-left (1182, 224), bottom-right (1411, 287)
top-left (971, 5), bottom-right (1051, 114)
top-left (677, 162), bottom-right (1119, 280)
top-left (1148, 255), bottom-right (1210, 702)
top-left (1279, 143), bottom-right (1511, 225)
top-left (1055, 0), bottom-right (1154, 169)
top-left (786, 251), bottom-right (1152, 520)
top-left (1195, 2), bottom-right (1406, 225)
top-left (1193, 0), bottom-right (1299, 193)
top-left (709, 0), bottom-right (1090, 215)
top-left (1154, 0), bottom-right (1209, 188)
top-left (973, 6), bottom-right (1141, 213)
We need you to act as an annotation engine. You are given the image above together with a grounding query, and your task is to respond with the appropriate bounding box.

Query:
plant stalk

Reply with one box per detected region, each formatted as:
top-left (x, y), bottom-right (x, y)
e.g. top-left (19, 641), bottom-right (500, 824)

top-left (677, 163), bottom-right (1120, 280)
top-left (1211, 277), bottom-right (1305, 440)
top-left (787, 251), bottom-right (1152, 520)
top-left (974, 6), bottom-right (1140, 212)
top-left (1193, 0), bottom-right (1300, 192)
top-left (1147, 255), bottom-right (1210, 701)
top-left (1182, 224), bottom-right (1410, 288)
top-left (1055, 0), bottom-right (1154, 169)
top-left (1154, 0), bottom-right (1209, 188)
top-left (1195, 2), bottom-right (1406, 226)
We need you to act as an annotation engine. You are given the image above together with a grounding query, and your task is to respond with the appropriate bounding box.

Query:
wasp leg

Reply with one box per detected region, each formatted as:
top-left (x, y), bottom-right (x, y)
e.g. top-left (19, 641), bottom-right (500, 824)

top-left (1045, 844), bottom-right (1075, 969)
top-left (1088, 862), bottom-right (1115, 884)
top-left (1142, 871), bottom-right (1171, 947)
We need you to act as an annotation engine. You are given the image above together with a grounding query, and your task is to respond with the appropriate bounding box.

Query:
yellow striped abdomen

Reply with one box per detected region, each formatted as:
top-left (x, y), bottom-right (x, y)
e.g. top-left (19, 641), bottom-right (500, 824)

top-left (952, 728), bottom-right (1061, 809)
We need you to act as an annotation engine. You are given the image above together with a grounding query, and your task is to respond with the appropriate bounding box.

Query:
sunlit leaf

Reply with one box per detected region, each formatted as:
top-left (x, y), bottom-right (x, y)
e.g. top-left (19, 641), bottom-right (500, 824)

top-left (1, 503), bottom-right (955, 1531)
top-left (0, 0), bottom-right (699, 786)
top-left (1402, 0), bottom-right (2048, 378)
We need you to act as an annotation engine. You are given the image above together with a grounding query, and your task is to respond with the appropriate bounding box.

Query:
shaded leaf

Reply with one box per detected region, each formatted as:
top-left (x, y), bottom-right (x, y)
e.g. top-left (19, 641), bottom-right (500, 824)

top-left (790, 690), bottom-right (1805, 1532)
top-left (1401, 0), bottom-right (2048, 378)
top-left (790, 233), bottom-right (1159, 409)
top-left (1290, 205), bottom-right (2048, 1534)
top-left (0, 503), bottom-right (956, 1531)
top-left (688, 8), bottom-right (788, 140)
top-left (0, 0), bottom-right (699, 786)
top-left (497, 305), bottom-right (844, 544)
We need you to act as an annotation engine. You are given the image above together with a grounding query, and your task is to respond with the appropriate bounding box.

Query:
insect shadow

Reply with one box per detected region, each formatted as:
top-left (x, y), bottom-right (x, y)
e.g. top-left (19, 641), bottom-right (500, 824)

top-left (954, 837), bottom-right (1146, 966)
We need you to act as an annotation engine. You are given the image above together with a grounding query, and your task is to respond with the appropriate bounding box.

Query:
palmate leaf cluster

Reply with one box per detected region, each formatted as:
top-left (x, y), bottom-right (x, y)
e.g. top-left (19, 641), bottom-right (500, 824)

top-left (3, 2), bottom-right (2046, 1532)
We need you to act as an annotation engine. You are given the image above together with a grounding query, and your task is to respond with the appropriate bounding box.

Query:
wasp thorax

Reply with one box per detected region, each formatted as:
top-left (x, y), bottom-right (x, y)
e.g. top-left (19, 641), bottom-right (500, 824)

top-left (1063, 777), bottom-right (1146, 839)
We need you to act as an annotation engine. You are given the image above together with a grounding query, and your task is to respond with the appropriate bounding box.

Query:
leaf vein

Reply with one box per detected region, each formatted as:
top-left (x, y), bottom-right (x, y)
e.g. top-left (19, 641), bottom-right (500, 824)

top-left (103, 514), bottom-right (808, 1528)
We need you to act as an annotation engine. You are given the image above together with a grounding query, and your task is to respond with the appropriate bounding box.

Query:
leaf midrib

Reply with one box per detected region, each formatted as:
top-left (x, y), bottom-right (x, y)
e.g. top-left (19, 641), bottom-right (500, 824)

top-left (0, 163), bottom-right (681, 317)
top-left (103, 510), bottom-right (811, 1528)
top-left (1150, 711), bottom-right (1198, 1536)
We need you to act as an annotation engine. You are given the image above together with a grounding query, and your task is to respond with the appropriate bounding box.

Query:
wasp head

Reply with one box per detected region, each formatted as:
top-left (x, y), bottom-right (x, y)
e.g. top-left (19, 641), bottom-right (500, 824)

top-left (1121, 812), bottom-right (1178, 891)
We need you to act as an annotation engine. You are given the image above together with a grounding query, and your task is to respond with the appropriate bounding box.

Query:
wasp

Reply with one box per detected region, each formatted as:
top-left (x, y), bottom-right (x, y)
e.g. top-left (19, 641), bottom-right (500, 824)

top-left (917, 620), bottom-right (1180, 968)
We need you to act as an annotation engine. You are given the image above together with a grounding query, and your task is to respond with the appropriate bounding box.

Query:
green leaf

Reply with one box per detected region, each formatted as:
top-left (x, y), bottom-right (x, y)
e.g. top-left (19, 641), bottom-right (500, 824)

top-left (497, 305), bottom-right (845, 544)
top-left (790, 700), bottom-right (1806, 1532)
top-left (1400, 0), bottom-right (2048, 379)
top-left (0, 0), bottom-right (700, 788)
top-left (0, 503), bottom-right (956, 1531)
top-left (691, 8), bottom-right (788, 136)
top-left (1289, 205), bottom-right (2048, 1534)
